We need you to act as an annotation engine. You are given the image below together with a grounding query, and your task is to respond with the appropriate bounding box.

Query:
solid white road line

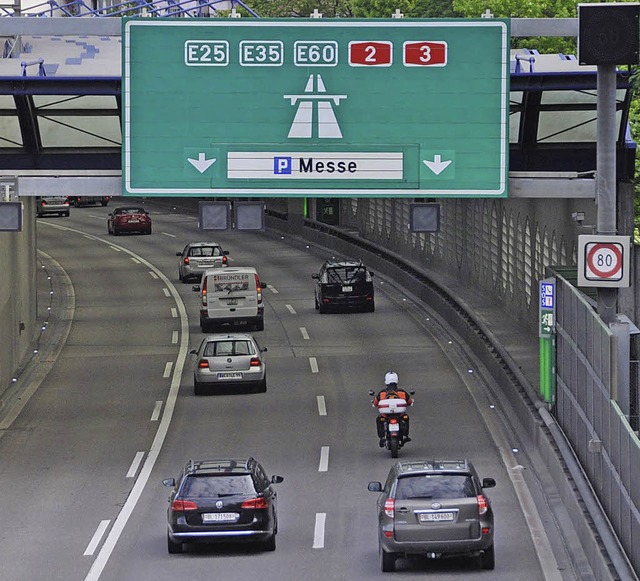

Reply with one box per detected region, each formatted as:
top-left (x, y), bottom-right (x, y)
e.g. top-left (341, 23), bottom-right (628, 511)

top-left (126, 452), bottom-right (145, 478)
top-left (150, 401), bottom-right (162, 422)
top-left (317, 395), bottom-right (327, 416)
top-left (300, 327), bottom-right (309, 340)
top-left (37, 224), bottom-right (190, 581)
top-left (318, 446), bottom-right (329, 472)
top-left (286, 304), bottom-right (296, 314)
top-left (163, 362), bottom-right (173, 378)
top-left (309, 357), bottom-right (319, 373)
top-left (313, 513), bottom-right (326, 549)
top-left (84, 520), bottom-right (110, 556)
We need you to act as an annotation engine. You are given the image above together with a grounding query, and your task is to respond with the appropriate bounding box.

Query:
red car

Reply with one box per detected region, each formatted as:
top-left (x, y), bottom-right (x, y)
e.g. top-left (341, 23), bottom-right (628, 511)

top-left (107, 206), bottom-right (152, 235)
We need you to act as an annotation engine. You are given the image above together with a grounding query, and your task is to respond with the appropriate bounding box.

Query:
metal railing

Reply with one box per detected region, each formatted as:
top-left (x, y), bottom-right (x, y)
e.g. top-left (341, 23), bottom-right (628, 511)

top-left (0, 0), bottom-right (258, 18)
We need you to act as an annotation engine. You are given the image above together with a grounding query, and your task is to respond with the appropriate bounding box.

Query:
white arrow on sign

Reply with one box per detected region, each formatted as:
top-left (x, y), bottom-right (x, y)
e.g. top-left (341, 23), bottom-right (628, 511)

top-left (423, 155), bottom-right (452, 176)
top-left (188, 153), bottom-right (216, 174)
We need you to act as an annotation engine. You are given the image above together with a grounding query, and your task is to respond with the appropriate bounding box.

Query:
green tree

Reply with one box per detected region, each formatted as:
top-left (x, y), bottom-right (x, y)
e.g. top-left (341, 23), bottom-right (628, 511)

top-left (246, 0), bottom-right (354, 17)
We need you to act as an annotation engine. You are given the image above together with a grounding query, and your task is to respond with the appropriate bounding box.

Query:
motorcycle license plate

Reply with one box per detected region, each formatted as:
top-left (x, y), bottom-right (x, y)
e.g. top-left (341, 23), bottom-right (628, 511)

top-left (388, 423), bottom-right (400, 433)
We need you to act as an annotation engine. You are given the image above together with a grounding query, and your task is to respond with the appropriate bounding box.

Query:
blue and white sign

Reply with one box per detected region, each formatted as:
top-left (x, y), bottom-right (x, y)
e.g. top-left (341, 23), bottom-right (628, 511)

top-left (540, 281), bottom-right (555, 309)
top-left (539, 277), bottom-right (556, 338)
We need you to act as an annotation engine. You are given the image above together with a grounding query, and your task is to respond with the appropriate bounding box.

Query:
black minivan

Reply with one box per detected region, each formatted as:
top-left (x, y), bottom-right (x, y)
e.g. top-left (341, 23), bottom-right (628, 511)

top-left (312, 259), bottom-right (375, 313)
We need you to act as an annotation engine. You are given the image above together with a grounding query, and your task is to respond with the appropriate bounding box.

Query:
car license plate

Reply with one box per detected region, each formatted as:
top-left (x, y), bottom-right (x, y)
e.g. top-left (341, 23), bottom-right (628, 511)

top-left (203, 512), bottom-right (238, 523)
top-left (129, 219), bottom-right (139, 223)
top-left (225, 298), bottom-right (238, 305)
top-left (218, 372), bottom-right (243, 380)
top-left (341, 285), bottom-right (353, 292)
top-left (388, 423), bottom-right (400, 432)
top-left (419, 512), bottom-right (455, 523)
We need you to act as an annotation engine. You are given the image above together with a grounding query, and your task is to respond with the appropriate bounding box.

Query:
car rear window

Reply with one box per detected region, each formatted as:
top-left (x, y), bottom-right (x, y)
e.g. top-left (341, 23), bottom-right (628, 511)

top-left (203, 340), bottom-right (254, 357)
top-left (396, 474), bottom-right (476, 500)
top-left (189, 246), bottom-right (222, 257)
top-left (118, 208), bottom-right (145, 215)
top-left (180, 474), bottom-right (256, 499)
top-left (324, 267), bottom-right (367, 284)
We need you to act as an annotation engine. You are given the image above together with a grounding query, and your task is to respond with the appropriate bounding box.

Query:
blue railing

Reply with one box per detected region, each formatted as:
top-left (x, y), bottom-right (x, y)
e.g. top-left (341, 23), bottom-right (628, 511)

top-left (0, 0), bottom-right (259, 18)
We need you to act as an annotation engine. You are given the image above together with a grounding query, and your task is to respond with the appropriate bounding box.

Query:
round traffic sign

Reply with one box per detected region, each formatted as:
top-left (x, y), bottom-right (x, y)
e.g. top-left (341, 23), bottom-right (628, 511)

top-left (586, 242), bottom-right (623, 279)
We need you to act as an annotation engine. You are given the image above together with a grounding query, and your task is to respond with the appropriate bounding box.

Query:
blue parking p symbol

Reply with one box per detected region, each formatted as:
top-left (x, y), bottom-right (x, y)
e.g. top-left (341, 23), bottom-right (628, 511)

top-left (274, 157), bottom-right (292, 175)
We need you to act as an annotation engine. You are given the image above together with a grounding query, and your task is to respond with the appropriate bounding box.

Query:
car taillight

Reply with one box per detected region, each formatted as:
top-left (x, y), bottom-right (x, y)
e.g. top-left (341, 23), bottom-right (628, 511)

top-left (184, 257), bottom-right (190, 265)
top-left (241, 497), bottom-right (269, 509)
top-left (250, 358), bottom-right (261, 367)
top-left (477, 495), bottom-right (488, 515)
top-left (222, 255), bottom-right (228, 265)
top-left (172, 499), bottom-right (198, 511)
top-left (255, 274), bottom-right (262, 304)
top-left (202, 278), bottom-right (208, 306)
top-left (384, 498), bottom-right (395, 518)
top-left (198, 360), bottom-right (209, 369)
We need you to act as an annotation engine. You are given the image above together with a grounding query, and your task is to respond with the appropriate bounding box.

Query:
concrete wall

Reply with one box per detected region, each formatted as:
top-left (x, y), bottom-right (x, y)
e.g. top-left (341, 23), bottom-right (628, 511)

top-left (0, 197), bottom-right (37, 394)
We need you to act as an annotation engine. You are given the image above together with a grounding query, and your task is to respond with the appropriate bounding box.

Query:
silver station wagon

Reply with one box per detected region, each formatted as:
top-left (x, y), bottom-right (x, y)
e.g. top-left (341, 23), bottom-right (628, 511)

top-left (191, 333), bottom-right (267, 395)
top-left (368, 459), bottom-right (496, 572)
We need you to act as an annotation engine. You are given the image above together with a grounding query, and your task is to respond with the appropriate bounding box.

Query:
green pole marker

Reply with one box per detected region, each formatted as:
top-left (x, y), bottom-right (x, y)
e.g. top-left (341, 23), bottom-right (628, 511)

top-left (539, 278), bottom-right (556, 404)
top-left (539, 337), bottom-right (550, 402)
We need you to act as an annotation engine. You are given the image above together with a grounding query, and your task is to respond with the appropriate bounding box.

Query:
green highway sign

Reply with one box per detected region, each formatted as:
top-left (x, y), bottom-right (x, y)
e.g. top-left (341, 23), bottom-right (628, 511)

top-left (122, 18), bottom-right (509, 198)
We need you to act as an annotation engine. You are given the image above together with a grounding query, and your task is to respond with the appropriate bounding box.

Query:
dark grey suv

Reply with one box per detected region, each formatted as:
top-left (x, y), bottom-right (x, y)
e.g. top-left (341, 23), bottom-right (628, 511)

top-left (368, 459), bottom-right (496, 572)
top-left (163, 457), bottom-right (283, 554)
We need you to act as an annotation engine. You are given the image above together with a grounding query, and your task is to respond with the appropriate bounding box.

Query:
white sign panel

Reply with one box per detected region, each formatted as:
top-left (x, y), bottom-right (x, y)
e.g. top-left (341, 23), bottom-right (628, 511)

top-left (227, 151), bottom-right (403, 180)
top-left (577, 234), bottom-right (631, 287)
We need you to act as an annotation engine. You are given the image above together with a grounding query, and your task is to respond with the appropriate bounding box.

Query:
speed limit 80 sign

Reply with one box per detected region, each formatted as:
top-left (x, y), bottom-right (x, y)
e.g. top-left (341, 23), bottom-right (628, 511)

top-left (577, 235), bottom-right (631, 287)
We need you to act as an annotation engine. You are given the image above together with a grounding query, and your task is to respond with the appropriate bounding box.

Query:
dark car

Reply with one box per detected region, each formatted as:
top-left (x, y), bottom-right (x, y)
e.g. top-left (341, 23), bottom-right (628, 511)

top-left (177, 241), bottom-right (229, 283)
top-left (107, 206), bottom-right (151, 235)
top-left (368, 459), bottom-right (496, 572)
top-left (312, 259), bottom-right (375, 313)
top-left (69, 195), bottom-right (110, 207)
top-left (36, 196), bottom-right (70, 217)
top-left (163, 458), bottom-right (284, 554)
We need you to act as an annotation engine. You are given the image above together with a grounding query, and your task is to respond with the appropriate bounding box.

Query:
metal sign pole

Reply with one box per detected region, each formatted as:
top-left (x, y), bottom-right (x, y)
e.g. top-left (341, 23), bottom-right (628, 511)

top-left (595, 64), bottom-right (618, 324)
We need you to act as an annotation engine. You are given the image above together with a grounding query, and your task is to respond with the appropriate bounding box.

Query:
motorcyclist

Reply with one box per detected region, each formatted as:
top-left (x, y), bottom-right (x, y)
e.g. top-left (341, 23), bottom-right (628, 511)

top-left (373, 372), bottom-right (413, 447)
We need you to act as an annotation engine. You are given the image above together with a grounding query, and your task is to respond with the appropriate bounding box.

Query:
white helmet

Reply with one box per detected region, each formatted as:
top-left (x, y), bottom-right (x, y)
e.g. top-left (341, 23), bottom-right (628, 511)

top-left (384, 372), bottom-right (399, 386)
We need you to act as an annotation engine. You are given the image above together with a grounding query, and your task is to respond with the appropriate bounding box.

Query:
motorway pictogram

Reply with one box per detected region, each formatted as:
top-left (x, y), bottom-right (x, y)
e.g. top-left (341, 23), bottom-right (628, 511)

top-left (284, 75), bottom-right (347, 139)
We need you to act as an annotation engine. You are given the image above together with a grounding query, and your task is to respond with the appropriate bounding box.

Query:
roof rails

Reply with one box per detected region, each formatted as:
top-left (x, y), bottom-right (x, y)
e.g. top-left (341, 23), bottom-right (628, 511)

top-left (399, 459), bottom-right (470, 471)
top-left (183, 457), bottom-right (254, 474)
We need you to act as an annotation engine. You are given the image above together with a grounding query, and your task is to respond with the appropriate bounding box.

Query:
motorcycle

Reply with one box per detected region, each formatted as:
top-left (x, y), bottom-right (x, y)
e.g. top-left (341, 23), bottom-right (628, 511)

top-left (369, 389), bottom-right (415, 458)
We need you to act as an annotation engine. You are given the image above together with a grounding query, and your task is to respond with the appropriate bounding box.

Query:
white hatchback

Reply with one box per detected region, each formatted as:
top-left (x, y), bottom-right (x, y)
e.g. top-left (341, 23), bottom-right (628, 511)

top-left (190, 333), bottom-right (267, 395)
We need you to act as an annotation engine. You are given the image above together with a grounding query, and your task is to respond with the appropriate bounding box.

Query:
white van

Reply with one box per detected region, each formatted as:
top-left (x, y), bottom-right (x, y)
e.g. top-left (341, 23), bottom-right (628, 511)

top-left (194, 267), bottom-right (266, 333)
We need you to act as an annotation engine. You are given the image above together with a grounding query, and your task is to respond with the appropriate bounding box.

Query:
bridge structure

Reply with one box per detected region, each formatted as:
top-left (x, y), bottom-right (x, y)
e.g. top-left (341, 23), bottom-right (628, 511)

top-left (0, 9), bottom-right (639, 580)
